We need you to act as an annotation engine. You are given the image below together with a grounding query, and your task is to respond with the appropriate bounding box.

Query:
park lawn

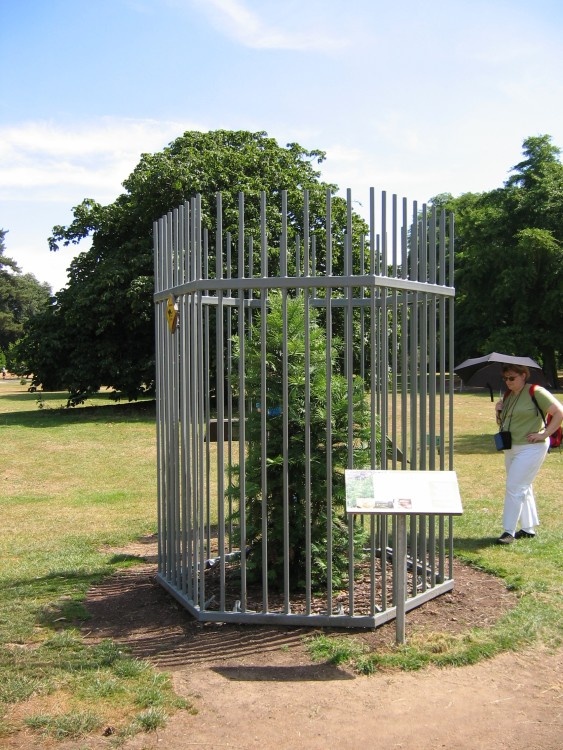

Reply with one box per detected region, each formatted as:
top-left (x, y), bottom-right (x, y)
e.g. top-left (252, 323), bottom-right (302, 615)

top-left (0, 381), bottom-right (191, 741)
top-left (0, 378), bottom-right (562, 737)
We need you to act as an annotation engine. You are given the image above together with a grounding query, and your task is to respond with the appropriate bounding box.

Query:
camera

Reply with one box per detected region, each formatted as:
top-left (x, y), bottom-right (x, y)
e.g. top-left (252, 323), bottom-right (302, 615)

top-left (494, 431), bottom-right (512, 451)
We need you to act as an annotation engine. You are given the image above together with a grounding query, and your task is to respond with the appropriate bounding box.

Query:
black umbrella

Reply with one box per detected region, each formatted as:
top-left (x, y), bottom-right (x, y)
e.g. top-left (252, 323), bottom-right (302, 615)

top-left (454, 352), bottom-right (550, 401)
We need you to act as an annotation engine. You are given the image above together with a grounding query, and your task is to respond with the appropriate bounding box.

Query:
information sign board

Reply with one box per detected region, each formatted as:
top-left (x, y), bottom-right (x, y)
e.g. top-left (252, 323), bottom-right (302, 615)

top-left (345, 470), bottom-right (463, 515)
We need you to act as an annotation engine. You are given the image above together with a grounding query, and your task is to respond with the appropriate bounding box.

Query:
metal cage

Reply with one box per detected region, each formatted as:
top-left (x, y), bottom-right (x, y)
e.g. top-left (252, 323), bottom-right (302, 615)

top-left (153, 188), bottom-right (455, 628)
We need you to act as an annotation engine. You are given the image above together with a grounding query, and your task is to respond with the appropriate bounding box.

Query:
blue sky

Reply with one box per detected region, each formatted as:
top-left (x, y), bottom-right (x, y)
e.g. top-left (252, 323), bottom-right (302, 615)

top-left (2, 0), bottom-right (563, 292)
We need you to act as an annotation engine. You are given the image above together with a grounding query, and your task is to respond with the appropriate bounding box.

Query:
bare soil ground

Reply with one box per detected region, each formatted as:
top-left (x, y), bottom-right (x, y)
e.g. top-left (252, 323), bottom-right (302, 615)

top-left (5, 537), bottom-right (562, 750)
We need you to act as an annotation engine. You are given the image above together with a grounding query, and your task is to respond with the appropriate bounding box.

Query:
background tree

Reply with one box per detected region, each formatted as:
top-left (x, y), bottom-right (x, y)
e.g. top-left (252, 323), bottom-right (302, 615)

top-left (17, 131), bottom-right (368, 402)
top-left (0, 229), bottom-right (52, 367)
top-left (433, 135), bottom-right (563, 387)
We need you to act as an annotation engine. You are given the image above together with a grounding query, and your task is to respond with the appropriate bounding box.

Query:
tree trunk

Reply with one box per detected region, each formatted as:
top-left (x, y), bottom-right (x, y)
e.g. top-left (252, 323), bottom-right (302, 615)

top-left (541, 346), bottom-right (560, 389)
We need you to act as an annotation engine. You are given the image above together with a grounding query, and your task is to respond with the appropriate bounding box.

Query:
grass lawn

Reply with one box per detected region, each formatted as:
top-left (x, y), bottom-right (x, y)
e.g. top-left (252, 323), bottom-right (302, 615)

top-left (0, 381), bottom-right (190, 742)
top-left (0, 378), bottom-right (561, 739)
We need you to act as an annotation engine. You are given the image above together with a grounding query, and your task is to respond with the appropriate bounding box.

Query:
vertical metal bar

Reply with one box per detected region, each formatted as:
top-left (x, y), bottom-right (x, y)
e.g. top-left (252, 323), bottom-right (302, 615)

top-left (428, 205), bottom-right (437, 472)
top-left (419, 209), bottom-right (428, 470)
top-left (303, 189), bottom-right (312, 614)
top-left (345, 189), bottom-right (355, 615)
top-left (369, 191), bottom-right (380, 610)
top-left (401, 198), bottom-right (409, 470)
top-left (226, 233), bottom-right (233, 551)
top-left (325, 188), bottom-right (333, 613)
top-left (395, 515), bottom-right (407, 644)
top-left (369, 190), bottom-right (377, 472)
top-left (410, 514), bottom-right (418, 596)
top-left (409, 203), bottom-right (419, 469)
top-left (165, 211), bottom-right (175, 584)
top-left (439, 207), bottom-right (447, 474)
top-left (428, 206), bottom-right (438, 588)
top-left (198, 199), bottom-right (207, 606)
top-left (438, 208), bottom-right (448, 582)
top-left (215, 193), bottom-right (226, 613)
top-left (280, 190), bottom-right (290, 613)
top-left (194, 196), bottom-right (206, 610)
top-left (154, 218), bottom-right (165, 575)
top-left (390, 194), bottom-right (398, 469)
top-left (380, 192), bottom-right (389, 470)
top-left (187, 199), bottom-right (198, 605)
top-left (203, 228), bottom-right (212, 573)
top-left (237, 192), bottom-right (247, 611)
top-left (448, 212), bottom-right (456, 581)
top-left (259, 191), bottom-right (269, 613)
top-left (359, 234), bottom-right (366, 383)
top-left (182, 202), bottom-right (194, 601)
top-left (171, 208), bottom-right (180, 589)
top-left (178, 204), bottom-right (188, 596)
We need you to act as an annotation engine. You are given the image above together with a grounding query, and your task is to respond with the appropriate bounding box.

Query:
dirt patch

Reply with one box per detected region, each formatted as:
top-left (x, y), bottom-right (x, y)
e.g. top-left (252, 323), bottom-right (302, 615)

top-left (5, 537), bottom-right (562, 750)
top-left (79, 538), bottom-right (518, 667)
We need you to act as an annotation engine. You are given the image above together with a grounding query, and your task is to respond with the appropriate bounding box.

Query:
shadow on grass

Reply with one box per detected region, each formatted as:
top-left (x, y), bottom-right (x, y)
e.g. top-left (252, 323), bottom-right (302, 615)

top-left (1, 568), bottom-right (111, 599)
top-left (0, 399), bottom-right (156, 428)
top-left (454, 434), bottom-right (496, 455)
top-left (453, 536), bottom-right (500, 554)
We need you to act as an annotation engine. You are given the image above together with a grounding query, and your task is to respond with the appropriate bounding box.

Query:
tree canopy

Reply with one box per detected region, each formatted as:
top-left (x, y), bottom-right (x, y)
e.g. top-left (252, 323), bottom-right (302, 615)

top-left (0, 229), bottom-right (52, 362)
top-left (15, 131), bottom-right (368, 401)
top-left (432, 134), bottom-right (563, 386)
top-left (12, 131), bottom-right (563, 396)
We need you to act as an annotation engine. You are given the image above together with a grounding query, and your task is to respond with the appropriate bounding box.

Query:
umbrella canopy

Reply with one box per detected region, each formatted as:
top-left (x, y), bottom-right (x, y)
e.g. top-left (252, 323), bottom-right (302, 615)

top-left (454, 352), bottom-right (550, 401)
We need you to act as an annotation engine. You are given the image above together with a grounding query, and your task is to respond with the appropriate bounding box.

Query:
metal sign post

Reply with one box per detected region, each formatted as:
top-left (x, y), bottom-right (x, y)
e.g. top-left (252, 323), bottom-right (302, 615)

top-left (395, 514), bottom-right (408, 644)
top-left (345, 470), bottom-right (463, 644)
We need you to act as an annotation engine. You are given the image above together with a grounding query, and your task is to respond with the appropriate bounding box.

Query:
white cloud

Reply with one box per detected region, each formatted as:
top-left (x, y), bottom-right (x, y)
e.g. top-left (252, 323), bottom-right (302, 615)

top-left (0, 117), bottom-right (203, 291)
top-left (0, 117), bottom-right (199, 203)
top-left (191, 0), bottom-right (348, 51)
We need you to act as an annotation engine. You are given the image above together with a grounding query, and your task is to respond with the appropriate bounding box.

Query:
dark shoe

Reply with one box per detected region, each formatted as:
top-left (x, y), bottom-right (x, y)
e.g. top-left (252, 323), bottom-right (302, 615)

top-left (515, 530), bottom-right (535, 539)
top-left (496, 532), bottom-right (515, 544)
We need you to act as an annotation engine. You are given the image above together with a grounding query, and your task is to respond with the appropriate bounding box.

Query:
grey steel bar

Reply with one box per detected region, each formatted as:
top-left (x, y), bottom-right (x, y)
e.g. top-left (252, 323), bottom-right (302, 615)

top-left (380, 192), bottom-right (389, 469)
top-left (409, 203), bottom-right (419, 469)
top-left (390, 195), bottom-right (398, 469)
top-left (400, 198), bottom-right (409, 470)
top-left (280, 190), bottom-right (291, 614)
top-left (303, 190), bottom-right (312, 614)
top-left (448, 212), bottom-right (456, 581)
top-left (395, 515), bottom-right (407, 643)
top-left (345, 189), bottom-right (355, 615)
top-left (325, 188), bottom-right (334, 612)
top-left (237, 192), bottom-right (247, 611)
top-left (154, 273), bottom-right (455, 303)
top-left (259, 191), bottom-right (269, 613)
top-left (215, 192), bottom-right (226, 612)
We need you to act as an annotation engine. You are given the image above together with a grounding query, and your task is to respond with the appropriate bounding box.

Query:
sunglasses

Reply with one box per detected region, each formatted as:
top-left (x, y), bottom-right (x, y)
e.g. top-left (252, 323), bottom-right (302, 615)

top-left (502, 375), bottom-right (519, 382)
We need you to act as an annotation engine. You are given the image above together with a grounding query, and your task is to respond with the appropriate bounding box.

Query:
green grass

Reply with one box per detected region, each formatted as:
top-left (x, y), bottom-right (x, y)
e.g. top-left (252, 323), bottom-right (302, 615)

top-left (1, 379), bottom-right (562, 741)
top-left (0, 381), bottom-right (192, 742)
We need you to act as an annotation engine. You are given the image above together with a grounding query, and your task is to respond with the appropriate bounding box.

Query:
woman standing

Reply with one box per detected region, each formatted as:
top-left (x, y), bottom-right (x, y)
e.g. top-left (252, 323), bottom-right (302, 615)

top-left (494, 364), bottom-right (563, 544)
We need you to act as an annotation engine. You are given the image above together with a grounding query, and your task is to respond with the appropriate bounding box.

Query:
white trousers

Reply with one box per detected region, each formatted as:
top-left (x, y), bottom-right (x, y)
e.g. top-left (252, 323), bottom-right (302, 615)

top-left (502, 441), bottom-right (549, 535)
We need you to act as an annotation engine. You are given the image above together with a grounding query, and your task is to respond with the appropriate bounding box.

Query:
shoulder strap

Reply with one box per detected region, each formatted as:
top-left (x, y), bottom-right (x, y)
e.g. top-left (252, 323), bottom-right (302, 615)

top-left (529, 384), bottom-right (547, 426)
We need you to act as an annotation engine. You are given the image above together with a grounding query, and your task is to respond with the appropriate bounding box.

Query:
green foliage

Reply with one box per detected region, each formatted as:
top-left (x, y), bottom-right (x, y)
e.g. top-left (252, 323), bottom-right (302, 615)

top-left (305, 633), bottom-right (368, 665)
top-left (439, 134), bottom-right (563, 385)
top-left (16, 130), bottom-right (367, 403)
top-left (0, 228), bottom-right (52, 360)
top-left (228, 293), bottom-right (376, 590)
top-left (24, 710), bottom-right (101, 739)
top-left (132, 707), bottom-right (168, 732)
